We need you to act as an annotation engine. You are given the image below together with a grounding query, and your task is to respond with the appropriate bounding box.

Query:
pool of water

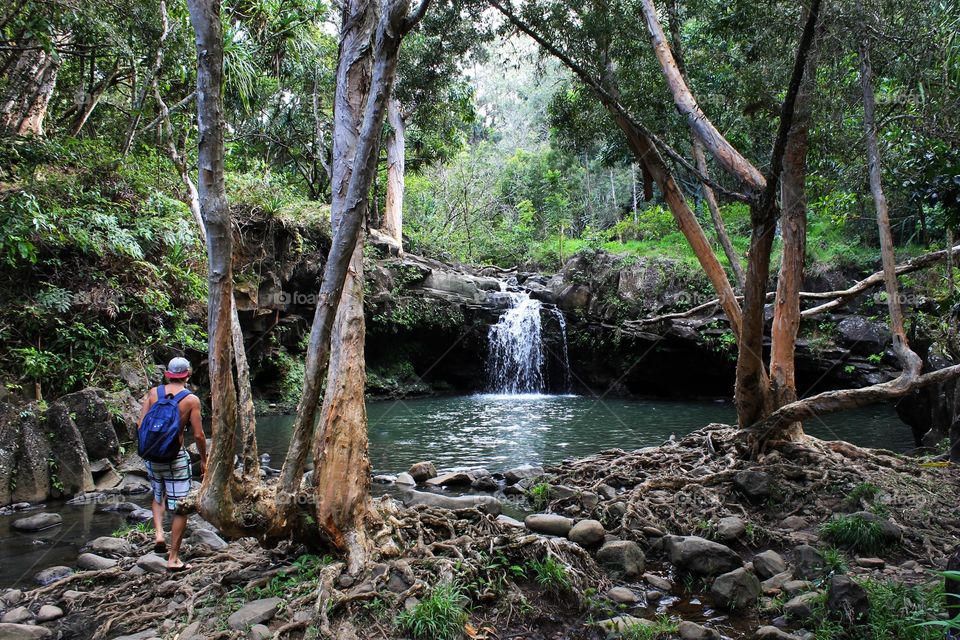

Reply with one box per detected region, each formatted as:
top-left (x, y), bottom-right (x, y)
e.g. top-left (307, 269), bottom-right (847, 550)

top-left (0, 395), bottom-right (913, 588)
top-left (257, 394), bottom-right (914, 474)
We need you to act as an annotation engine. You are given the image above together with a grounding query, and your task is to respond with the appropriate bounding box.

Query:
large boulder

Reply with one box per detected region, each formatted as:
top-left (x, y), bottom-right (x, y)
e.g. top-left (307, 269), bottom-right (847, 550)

top-left (710, 567), bottom-right (761, 609)
top-left (837, 316), bottom-right (891, 355)
top-left (54, 388), bottom-right (123, 462)
top-left (793, 545), bottom-right (826, 580)
top-left (12, 512), bottom-right (62, 532)
top-left (596, 540), bottom-right (645, 578)
top-left (43, 402), bottom-right (96, 497)
top-left (0, 403), bottom-right (52, 505)
top-left (403, 490), bottom-right (501, 515)
top-left (665, 536), bottom-right (743, 576)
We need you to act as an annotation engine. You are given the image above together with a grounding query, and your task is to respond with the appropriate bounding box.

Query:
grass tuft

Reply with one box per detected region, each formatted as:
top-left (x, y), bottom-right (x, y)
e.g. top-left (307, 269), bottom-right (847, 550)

top-left (395, 582), bottom-right (468, 640)
top-left (820, 514), bottom-right (888, 555)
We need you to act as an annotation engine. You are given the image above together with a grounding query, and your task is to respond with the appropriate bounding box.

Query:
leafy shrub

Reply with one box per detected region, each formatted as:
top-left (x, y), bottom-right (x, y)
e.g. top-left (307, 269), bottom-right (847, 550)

top-left (395, 583), bottom-right (468, 640)
top-left (526, 557), bottom-right (571, 595)
top-left (820, 515), bottom-right (889, 555)
top-left (621, 616), bottom-right (680, 640)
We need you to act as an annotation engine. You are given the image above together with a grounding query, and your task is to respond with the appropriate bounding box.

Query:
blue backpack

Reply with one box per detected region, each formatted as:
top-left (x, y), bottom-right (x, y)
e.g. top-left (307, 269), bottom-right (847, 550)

top-left (138, 385), bottom-right (191, 463)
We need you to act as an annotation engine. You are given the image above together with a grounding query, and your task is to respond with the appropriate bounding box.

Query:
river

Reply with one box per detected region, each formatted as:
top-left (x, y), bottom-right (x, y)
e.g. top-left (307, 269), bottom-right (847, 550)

top-left (0, 394), bottom-right (913, 587)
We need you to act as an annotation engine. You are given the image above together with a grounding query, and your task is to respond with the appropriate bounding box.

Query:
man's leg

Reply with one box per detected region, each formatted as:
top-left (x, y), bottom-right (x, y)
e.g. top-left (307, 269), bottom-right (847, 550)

top-left (151, 498), bottom-right (166, 546)
top-left (168, 511), bottom-right (188, 568)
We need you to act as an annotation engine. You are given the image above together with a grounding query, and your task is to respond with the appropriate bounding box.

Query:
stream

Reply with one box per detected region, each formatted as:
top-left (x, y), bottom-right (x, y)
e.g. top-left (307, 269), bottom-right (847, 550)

top-left (0, 394), bottom-right (912, 588)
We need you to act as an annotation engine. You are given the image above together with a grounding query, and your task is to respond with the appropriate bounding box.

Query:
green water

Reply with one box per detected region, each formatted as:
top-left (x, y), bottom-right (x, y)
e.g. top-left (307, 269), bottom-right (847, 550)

top-left (256, 394), bottom-right (915, 474)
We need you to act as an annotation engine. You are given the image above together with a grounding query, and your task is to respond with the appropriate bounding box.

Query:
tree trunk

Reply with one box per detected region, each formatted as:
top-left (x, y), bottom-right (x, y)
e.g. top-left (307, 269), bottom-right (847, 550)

top-left (767, 13), bottom-right (822, 441)
top-left (68, 63), bottom-right (121, 137)
top-left (382, 97), bottom-right (405, 251)
top-left (122, 0), bottom-right (170, 157)
top-left (0, 43), bottom-right (61, 137)
top-left (186, 0), bottom-right (240, 532)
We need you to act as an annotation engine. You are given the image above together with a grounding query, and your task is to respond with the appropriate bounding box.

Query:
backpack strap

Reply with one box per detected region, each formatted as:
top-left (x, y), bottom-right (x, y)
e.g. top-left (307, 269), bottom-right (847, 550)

top-left (158, 384), bottom-right (166, 400)
top-left (172, 389), bottom-right (192, 404)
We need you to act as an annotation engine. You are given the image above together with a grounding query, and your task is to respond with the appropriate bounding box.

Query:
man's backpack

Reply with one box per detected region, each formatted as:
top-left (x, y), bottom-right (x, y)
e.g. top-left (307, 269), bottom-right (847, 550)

top-left (138, 385), bottom-right (191, 463)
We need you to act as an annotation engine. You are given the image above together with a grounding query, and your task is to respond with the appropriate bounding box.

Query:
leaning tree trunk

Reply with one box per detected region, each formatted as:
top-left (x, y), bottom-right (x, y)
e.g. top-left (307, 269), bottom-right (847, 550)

top-left (0, 43), bottom-right (61, 137)
top-left (381, 97), bottom-right (406, 251)
top-left (185, 0), bottom-right (242, 532)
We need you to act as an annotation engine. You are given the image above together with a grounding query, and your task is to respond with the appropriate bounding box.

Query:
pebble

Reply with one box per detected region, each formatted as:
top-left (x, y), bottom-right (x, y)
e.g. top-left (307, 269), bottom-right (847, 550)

top-left (36, 605), bottom-right (64, 622)
top-left (643, 573), bottom-right (673, 591)
top-left (606, 587), bottom-right (640, 604)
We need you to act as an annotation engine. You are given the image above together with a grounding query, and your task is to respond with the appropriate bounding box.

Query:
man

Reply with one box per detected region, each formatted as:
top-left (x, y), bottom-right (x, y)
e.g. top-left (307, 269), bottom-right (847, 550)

top-left (137, 357), bottom-right (206, 571)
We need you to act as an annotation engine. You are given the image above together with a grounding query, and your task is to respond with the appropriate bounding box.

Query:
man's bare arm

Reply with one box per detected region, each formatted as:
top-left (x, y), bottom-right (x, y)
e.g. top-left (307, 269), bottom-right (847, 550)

top-left (190, 398), bottom-right (206, 473)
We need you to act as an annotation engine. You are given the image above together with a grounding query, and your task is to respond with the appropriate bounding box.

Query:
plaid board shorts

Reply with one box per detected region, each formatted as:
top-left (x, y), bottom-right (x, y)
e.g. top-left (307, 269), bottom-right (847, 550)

top-left (145, 449), bottom-right (192, 510)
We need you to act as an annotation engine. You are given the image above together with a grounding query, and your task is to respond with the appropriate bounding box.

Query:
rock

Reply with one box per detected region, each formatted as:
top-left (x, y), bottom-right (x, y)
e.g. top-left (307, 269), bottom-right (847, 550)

top-left (228, 598), bottom-right (282, 630)
top-left (33, 566), bottom-right (73, 586)
top-left (793, 545), bottom-right (826, 579)
top-left (641, 526), bottom-right (665, 537)
top-left (11, 512), bottom-right (62, 532)
top-left (783, 580), bottom-right (812, 595)
top-left (733, 470), bottom-right (773, 503)
top-left (524, 514), bottom-right (573, 537)
top-left (783, 592), bottom-right (820, 621)
top-left (403, 490), bottom-right (501, 515)
top-left (596, 540), bottom-right (645, 578)
top-left (0, 624), bottom-right (52, 639)
top-left (189, 528), bottom-right (227, 550)
top-left (54, 388), bottom-right (122, 462)
top-left (754, 626), bottom-right (803, 639)
top-left (643, 573), bottom-right (673, 591)
top-left (116, 452), bottom-right (150, 478)
top-left (710, 567), bottom-right (761, 609)
top-left (548, 484), bottom-right (576, 500)
top-left (580, 492), bottom-right (599, 511)
top-left (66, 492), bottom-right (105, 505)
top-left (471, 475), bottom-right (499, 491)
top-left (61, 590), bottom-right (83, 603)
top-left (1, 591), bottom-right (22, 606)
top-left (87, 536), bottom-right (134, 557)
top-left (761, 571), bottom-right (793, 592)
top-left (837, 316), bottom-right (891, 355)
top-left (606, 587), bottom-right (640, 604)
top-left (42, 401), bottom-right (96, 496)
top-left (753, 550), bottom-right (788, 580)
top-left (847, 511), bottom-right (903, 544)
top-left (504, 464), bottom-right (544, 484)
top-left (597, 484), bottom-right (617, 501)
top-left (386, 573), bottom-right (409, 593)
top-left (715, 516), bottom-right (746, 541)
top-left (126, 508), bottom-right (154, 523)
top-left (248, 624), bottom-right (271, 640)
top-left (568, 519), bottom-right (605, 546)
top-left (136, 554), bottom-right (169, 574)
top-left (36, 605), bottom-right (63, 622)
top-left (425, 471), bottom-right (476, 487)
top-left (112, 631), bottom-right (159, 640)
top-left (394, 472), bottom-right (416, 486)
top-left (679, 621), bottom-right (721, 640)
top-left (496, 515), bottom-right (525, 528)
top-left (95, 468), bottom-right (123, 490)
top-left (407, 461), bottom-right (436, 482)
top-left (780, 516), bottom-right (809, 531)
top-left (855, 557), bottom-right (885, 569)
top-left (645, 590), bottom-right (662, 602)
top-left (598, 615), bottom-right (654, 634)
top-left (0, 607), bottom-right (31, 624)
top-left (665, 535), bottom-right (743, 576)
top-left (0, 403), bottom-right (51, 504)
top-left (77, 553), bottom-right (118, 571)
top-left (826, 575), bottom-right (869, 625)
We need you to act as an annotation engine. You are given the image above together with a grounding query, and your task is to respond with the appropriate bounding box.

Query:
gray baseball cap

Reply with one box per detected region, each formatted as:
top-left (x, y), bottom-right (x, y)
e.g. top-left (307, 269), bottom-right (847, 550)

top-left (166, 357), bottom-right (192, 379)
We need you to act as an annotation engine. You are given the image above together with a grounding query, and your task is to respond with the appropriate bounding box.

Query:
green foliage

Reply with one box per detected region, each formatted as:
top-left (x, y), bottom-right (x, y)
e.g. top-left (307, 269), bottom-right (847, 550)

top-left (112, 521), bottom-right (153, 537)
top-left (819, 515), bottom-right (890, 555)
top-left (821, 547), bottom-right (849, 575)
top-left (526, 482), bottom-right (551, 510)
top-left (620, 616), bottom-right (680, 640)
top-left (525, 557), bottom-right (571, 596)
top-left (251, 554), bottom-right (333, 599)
top-left (395, 582), bottom-right (468, 640)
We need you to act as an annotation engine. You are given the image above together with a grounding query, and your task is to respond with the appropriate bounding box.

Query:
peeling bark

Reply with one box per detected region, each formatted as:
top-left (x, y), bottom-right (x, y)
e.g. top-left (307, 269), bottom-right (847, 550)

top-left (382, 97), bottom-right (406, 251)
top-left (0, 43), bottom-right (61, 137)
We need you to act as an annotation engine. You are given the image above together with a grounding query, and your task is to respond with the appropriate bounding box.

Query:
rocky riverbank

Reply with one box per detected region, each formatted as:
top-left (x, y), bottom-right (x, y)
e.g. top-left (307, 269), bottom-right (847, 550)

top-left (2, 426), bottom-right (956, 640)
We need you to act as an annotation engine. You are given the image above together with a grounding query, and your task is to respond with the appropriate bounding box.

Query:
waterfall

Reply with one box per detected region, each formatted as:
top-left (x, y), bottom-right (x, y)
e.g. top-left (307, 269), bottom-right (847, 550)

top-left (551, 308), bottom-right (572, 393)
top-left (487, 293), bottom-right (546, 394)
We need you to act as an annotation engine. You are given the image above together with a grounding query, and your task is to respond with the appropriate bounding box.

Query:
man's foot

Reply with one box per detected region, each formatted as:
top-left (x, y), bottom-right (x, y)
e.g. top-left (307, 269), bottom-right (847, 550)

top-left (167, 561), bottom-right (192, 572)
top-left (153, 540), bottom-right (167, 553)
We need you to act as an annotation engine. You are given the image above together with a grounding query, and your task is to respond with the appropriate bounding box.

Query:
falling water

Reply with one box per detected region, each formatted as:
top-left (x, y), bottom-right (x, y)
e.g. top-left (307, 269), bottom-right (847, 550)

top-left (551, 308), bottom-right (572, 392)
top-left (487, 293), bottom-right (546, 394)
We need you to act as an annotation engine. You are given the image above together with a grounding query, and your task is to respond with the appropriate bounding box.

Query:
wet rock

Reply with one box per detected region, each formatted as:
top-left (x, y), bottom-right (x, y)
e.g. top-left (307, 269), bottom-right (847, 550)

top-left (67, 492), bottom-right (106, 505)
top-left (753, 550), bottom-right (787, 580)
top-left (136, 554), bottom-right (169, 574)
top-left (598, 615), bottom-right (653, 634)
top-left (606, 587), bottom-right (640, 604)
top-left (715, 516), bottom-right (746, 542)
top-left (710, 567), bottom-right (761, 609)
top-left (425, 471), bottom-right (477, 487)
top-left (793, 545), bottom-right (826, 579)
top-left (43, 401), bottom-right (96, 496)
top-left (33, 566), bottom-right (73, 586)
top-left (754, 626), bottom-right (803, 639)
top-left (77, 553), bottom-right (118, 571)
top-left (496, 515), bottom-right (525, 528)
top-left (372, 474), bottom-right (396, 484)
top-left (665, 535), bottom-right (743, 576)
top-left (11, 512), bottom-right (62, 532)
top-left (679, 621), bottom-right (721, 640)
top-left (36, 605), bottom-right (63, 622)
top-left (504, 464), bottom-right (543, 484)
top-left (0, 624), bottom-right (52, 639)
top-left (0, 607), bottom-right (31, 624)
top-left (733, 470), bottom-right (773, 503)
top-left (0, 404), bottom-right (51, 504)
top-left (783, 592), bottom-right (820, 621)
top-left (596, 540), bottom-right (645, 578)
top-left (403, 490), bottom-right (501, 515)
top-left (394, 472), bottom-right (416, 486)
top-left (247, 624), bottom-right (271, 640)
top-left (54, 388), bottom-right (122, 462)
top-left (524, 514), bottom-right (573, 536)
top-left (126, 508), bottom-right (154, 523)
top-left (87, 536), bottom-right (134, 557)
top-left (643, 573), bottom-right (673, 591)
top-left (408, 462), bottom-right (437, 483)
top-left (189, 528), bottom-right (227, 550)
top-left (471, 474), bottom-right (499, 491)
top-left (645, 590), bottom-right (662, 602)
top-left (228, 597), bottom-right (282, 630)
top-left (568, 519), bottom-right (605, 546)
top-left (826, 575), bottom-right (869, 625)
